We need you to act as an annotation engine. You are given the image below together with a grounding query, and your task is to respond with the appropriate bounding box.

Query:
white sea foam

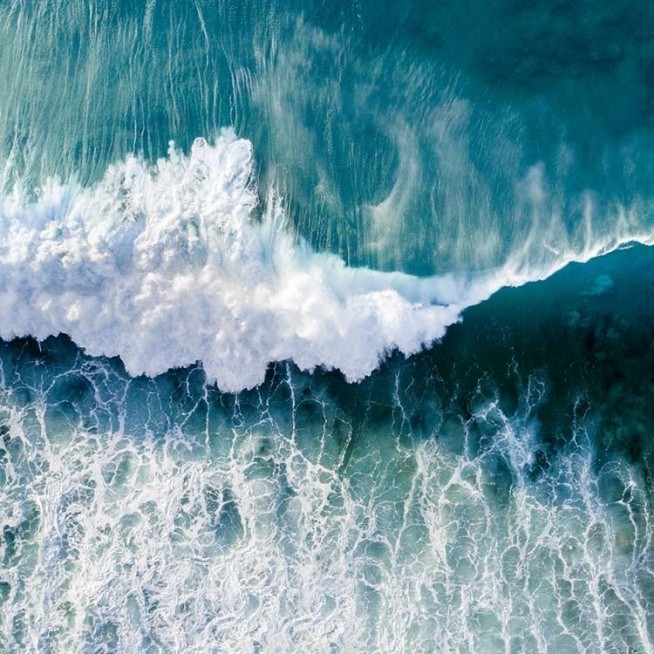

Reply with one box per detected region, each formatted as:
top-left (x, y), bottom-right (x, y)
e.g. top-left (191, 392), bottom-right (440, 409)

top-left (1, 363), bottom-right (652, 652)
top-left (0, 131), bottom-right (651, 392)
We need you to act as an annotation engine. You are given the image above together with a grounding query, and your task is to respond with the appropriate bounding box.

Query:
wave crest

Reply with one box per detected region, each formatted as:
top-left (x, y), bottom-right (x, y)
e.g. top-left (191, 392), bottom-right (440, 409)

top-left (0, 131), bottom-right (474, 391)
top-left (1, 130), bottom-right (651, 391)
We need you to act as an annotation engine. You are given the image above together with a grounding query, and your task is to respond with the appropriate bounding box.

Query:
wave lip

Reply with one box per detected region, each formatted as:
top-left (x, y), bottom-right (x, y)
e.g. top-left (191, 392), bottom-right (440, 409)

top-left (0, 131), bottom-right (651, 392)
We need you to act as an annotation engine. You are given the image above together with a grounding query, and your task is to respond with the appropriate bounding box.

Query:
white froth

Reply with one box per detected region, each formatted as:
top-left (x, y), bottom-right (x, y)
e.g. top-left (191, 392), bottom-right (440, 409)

top-left (1, 364), bottom-right (652, 652)
top-left (0, 131), bottom-right (651, 392)
top-left (0, 131), bottom-right (473, 391)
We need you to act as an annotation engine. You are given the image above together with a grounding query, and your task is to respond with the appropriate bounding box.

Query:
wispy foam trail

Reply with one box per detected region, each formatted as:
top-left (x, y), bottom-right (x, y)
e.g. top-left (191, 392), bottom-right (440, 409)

top-left (0, 131), bottom-right (651, 392)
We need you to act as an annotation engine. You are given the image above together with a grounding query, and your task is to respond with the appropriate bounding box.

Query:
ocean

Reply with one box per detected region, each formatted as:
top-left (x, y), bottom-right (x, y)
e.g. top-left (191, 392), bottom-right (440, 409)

top-left (0, 1), bottom-right (653, 651)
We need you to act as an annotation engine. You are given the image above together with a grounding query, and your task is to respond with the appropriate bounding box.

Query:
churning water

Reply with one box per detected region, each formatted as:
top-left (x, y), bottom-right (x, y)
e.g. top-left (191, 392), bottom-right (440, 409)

top-left (0, 1), bottom-right (653, 651)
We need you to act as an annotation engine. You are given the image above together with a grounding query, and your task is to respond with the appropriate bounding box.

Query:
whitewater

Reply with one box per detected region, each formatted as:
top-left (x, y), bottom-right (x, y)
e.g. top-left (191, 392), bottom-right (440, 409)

top-left (2, 1), bottom-right (654, 651)
top-left (1, 130), bottom-right (650, 393)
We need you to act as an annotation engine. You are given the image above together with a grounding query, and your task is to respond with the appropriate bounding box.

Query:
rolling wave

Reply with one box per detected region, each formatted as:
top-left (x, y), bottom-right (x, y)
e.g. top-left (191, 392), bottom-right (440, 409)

top-left (0, 131), bottom-right (651, 392)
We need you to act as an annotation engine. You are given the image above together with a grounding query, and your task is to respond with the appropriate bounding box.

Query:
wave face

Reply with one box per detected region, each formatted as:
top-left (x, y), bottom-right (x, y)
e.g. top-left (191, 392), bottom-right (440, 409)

top-left (1, 0), bottom-right (654, 651)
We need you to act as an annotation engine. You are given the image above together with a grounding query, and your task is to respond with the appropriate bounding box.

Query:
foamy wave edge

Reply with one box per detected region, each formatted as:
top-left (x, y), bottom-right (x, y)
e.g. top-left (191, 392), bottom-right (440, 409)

top-left (0, 130), bottom-right (651, 392)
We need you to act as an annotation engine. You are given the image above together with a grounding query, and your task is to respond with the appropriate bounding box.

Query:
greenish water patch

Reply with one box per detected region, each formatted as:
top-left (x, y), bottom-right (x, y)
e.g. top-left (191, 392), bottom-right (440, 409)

top-left (2, 1), bottom-right (653, 274)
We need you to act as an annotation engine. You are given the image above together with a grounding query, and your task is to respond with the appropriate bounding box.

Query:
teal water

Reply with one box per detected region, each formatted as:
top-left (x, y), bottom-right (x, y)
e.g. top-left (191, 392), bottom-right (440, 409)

top-left (3, 0), bottom-right (654, 272)
top-left (0, 1), bottom-right (653, 651)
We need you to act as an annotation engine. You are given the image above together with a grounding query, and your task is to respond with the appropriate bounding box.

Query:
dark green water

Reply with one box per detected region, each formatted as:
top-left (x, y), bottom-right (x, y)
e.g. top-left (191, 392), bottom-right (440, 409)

top-left (0, 1), bottom-right (653, 651)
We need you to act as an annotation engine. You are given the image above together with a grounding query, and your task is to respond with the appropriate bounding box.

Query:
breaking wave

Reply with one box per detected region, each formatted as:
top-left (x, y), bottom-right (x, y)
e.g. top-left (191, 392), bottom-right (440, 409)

top-left (0, 130), bottom-right (651, 392)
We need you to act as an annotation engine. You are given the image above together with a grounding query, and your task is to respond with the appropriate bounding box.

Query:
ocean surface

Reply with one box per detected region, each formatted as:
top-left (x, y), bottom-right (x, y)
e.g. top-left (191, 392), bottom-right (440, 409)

top-left (0, 1), bottom-right (653, 651)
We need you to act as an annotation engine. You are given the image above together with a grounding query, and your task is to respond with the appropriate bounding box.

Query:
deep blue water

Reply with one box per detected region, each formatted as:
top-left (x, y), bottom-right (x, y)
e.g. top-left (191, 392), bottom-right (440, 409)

top-left (0, 1), bottom-right (653, 651)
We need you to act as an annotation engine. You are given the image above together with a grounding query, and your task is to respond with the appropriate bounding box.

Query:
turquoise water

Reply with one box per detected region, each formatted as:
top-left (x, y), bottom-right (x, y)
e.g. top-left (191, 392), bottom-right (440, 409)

top-left (0, 1), bottom-right (653, 651)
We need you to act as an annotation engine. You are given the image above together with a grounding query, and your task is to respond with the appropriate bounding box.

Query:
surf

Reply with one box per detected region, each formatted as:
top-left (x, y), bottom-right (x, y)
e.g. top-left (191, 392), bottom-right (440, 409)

top-left (0, 131), bottom-right (650, 393)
